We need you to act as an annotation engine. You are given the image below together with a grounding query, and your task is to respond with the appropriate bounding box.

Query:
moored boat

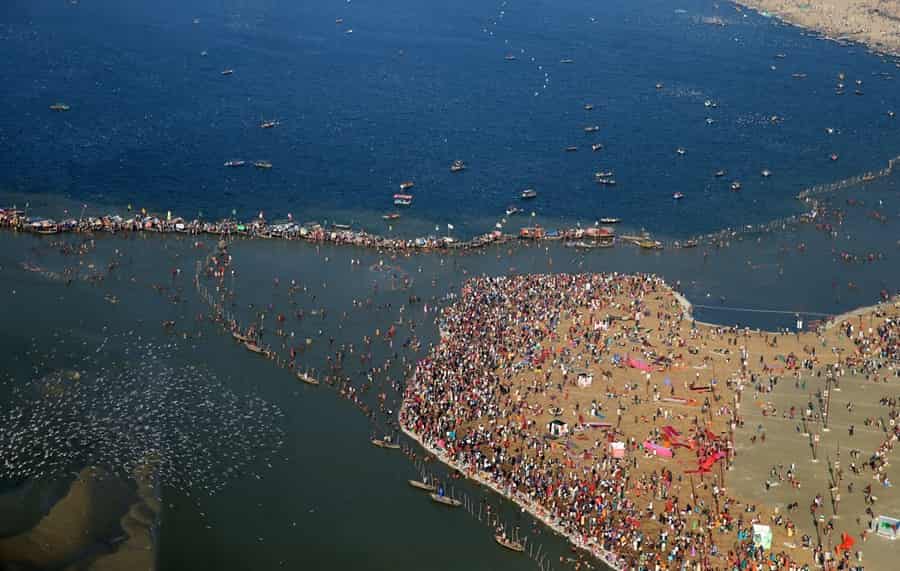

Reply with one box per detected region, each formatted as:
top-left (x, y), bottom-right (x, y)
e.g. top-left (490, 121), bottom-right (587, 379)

top-left (393, 194), bottom-right (413, 206)
top-left (408, 479), bottom-right (437, 492)
top-left (296, 371), bottom-right (320, 385)
top-left (429, 493), bottom-right (462, 507)
top-left (244, 341), bottom-right (268, 355)
top-left (505, 206), bottom-right (523, 216)
top-left (599, 217), bottom-right (621, 224)
top-left (495, 534), bottom-right (525, 552)
top-left (371, 436), bottom-right (401, 449)
top-left (382, 212), bottom-right (401, 220)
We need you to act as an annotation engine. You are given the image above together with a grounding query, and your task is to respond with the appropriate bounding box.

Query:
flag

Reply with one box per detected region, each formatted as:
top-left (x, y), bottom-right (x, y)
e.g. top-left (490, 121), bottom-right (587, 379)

top-left (447, 223), bottom-right (454, 230)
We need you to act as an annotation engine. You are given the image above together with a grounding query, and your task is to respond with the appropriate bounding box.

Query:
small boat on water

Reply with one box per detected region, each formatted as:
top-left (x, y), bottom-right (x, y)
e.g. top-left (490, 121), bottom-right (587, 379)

top-left (675, 147), bottom-right (687, 156)
top-left (408, 479), bottom-right (437, 492)
top-left (430, 493), bottom-right (462, 507)
top-left (595, 171), bottom-right (614, 178)
top-left (888, 110), bottom-right (895, 118)
top-left (599, 217), bottom-right (621, 224)
top-left (564, 146), bottom-right (578, 152)
top-left (232, 331), bottom-right (252, 343)
top-left (450, 160), bottom-right (466, 172)
top-left (297, 371), bottom-right (320, 385)
top-left (584, 125), bottom-right (600, 133)
top-left (260, 120), bottom-right (279, 129)
top-left (505, 206), bottom-right (523, 216)
top-left (680, 239), bottom-right (699, 248)
top-left (399, 181), bottom-right (415, 191)
top-left (830, 153), bottom-right (839, 161)
top-left (792, 73), bottom-right (807, 79)
top-left (504, 54), bottom-right (517, 61)
top-left (224, 160), bottom-right (246, 167)
top-left (714, 170), bottom-right (726, 177)
top-left (335, 18), bottom-right (343, 24)
top-left (761, 169), bottom-right (772, 177)
top-left (371, 436), bottom-right (401, 449)
top-left (495, 534), bottom-right (525, 553)
top-left (672, 192), bottom-right (685, 200)
top-left (520, 189), bottom-right (537, 199)
top-left (254, 160), bottom-right (273, 169)
top-left (559, 58), bottom-right (574, 64)
top-left (639, 239), bottom-right (663, 250)
top-left (584, 103), bottom-right (594, 110)
top-left (244, 341), bottom-right (267, 355)
top-left (221, 69), bottom-right (234, 76)
top-left (394, 194), bottom-right (413, 206)
top-left (655, 82), bottom-right (664, 89)
top-left (730, 181), bottom-right (742, 192)
top-left (382, 212), bottom-right (401, 220)
top-left (591, 143), bottom-right (604, 152)
top-left (595, 178), bottom-right (616, 186)
top-left (49, 103), bottom-right (71, 112)
top-left (332, 223), bottom-right (351, 230)
top-left (862, 174), bottom-right (876, 182)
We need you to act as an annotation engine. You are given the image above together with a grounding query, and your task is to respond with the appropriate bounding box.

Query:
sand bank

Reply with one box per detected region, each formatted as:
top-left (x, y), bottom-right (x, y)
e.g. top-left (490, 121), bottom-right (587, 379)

top-left (736, 1), bottom-right (900, 57)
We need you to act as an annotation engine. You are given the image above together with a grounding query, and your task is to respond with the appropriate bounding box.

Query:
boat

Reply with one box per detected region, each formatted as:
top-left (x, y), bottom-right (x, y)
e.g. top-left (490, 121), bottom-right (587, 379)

top-left (714, 170), bottom-right (726, 177)
top-left (254, 160), bottom-right (273, 169)
top-left (495, 534), bottom-right (525, 552)
top-left (371, 436), bottom-right (401, 450)
top-left (730, 181), bottom-right (741, 192)
top-left (564, 146), bottom-right (578, 152)
top-left (675, 147), bottom-right (687, 156)
top-left (595, 171), bottom-right (614, 178)
top-left (591, 143), bottom-right (604, 152)
top-left (672, 192), bottom-right (685, 200)
top-left (296, 371), bottom-right (320, 385)
top-left (505, 206), bottom-right (523, 216)
top-left (232, 331), bottom-right (252, 343)
top-left (244, 341), bottom-right (267, 355)
top-left (830, 153), bottom-right (839, 161)
top-left (520, 189), bottom-right (537, 200)
top-left (862, 174), bottom-right (876, 182)
top-left (705, 118), bottom-right (716, 125)
top-left (559, 58), bottom-right (574, 64)
top-left (394, 193), bottom-right (413, 206)
top-left (221, 69), bottom-right (234, 76)
top-left (450, 160), bottom-right (466, 173)
top-left (430, 493), bottom-right (462, 507)
top-left (792, 73), bottom-right (807, 79)
top-left (382, 213), bottom-right (401, 220)
top-left (639, 239), bottom-right (663, 249)
top-left (260, 120), bottom-right (279, 129)
top-left (504, 54), bottom-right (517, 61)
top-left (584, 125), bottom-right (600, 133)
top-left (399, 181), bottom-right (415, 191)
top-left (49, 103), bottom-right (70, 112)
top-left (224, 160), bottom-right (246, 167)
top-left (408, 479), bottom-right (437, 492)
top-left (595, 178), bottom-right (616, 186)
top-left (584, 103), bottom-right (594, 110)
top-left (680, 239), bottom-right (699, 248)
top-left (335, 18), bottom-right (343, 24)
top-left (655, 82), bottom-right (664, 89)
top-left (599, 217), bottom-right (621, 224)
top-left (761, 169), bottom-right (772, 177)
top-left (332, 223), bottom-right (351, 230)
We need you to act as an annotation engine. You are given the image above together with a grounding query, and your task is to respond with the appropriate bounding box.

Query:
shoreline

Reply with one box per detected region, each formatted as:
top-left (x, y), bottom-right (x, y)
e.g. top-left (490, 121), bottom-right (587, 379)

top-left (733, 1), bottom-right (900, 58)
top-left (400, 424), bottom-right (627, 571)
top-left (398, 272), bottom-right (900, 569)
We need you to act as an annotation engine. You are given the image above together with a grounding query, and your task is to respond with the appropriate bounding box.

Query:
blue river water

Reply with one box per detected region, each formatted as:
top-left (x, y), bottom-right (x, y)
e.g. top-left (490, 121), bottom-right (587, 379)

top-left (2, 0), bottom-right (899, 238)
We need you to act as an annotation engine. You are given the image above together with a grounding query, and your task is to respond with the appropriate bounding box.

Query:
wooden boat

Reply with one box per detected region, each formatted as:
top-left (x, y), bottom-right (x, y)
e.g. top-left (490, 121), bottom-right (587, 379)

top-left (638, 239), bottom-right (662, 250)
top-left (243, 341), bottom-right (267, 355)
top-left (399, 181), bottom-right (415, 191)
top-left (371, 437), bottom-right (401, 450)
top-left (408, 479), bottom-right (437, 492)
top-left (495, 534), bottom-right (525, 552)
top-left (297, 371), bottom-right (320, 385)
top-left (429, 493), bottom-right (462, 507)
top-left (232, 331), bottom-right (252, 343)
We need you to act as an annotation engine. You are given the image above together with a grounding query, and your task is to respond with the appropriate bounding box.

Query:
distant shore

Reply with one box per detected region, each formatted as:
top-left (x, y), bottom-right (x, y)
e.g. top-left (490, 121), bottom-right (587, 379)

top-left (735, 0), bottom-right (900, 57)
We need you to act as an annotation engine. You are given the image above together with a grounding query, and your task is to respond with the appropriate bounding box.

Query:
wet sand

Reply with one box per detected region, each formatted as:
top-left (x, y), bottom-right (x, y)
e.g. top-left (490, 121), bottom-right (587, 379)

top-left (737, 1), bottom-right (900, 56)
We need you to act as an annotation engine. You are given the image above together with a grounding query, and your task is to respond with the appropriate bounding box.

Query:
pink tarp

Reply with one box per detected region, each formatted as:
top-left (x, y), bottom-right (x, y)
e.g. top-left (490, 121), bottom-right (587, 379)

top-left (627, 355), bottom-right (653, 372)
top-left (643, 441), bottom-right (673, 458)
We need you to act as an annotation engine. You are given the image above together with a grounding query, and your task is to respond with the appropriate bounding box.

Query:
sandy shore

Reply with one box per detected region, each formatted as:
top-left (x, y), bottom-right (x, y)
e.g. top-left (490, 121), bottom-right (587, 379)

top-left (735, 0), bottom-right (900, 56)
top-left (400, 273), bottom-right (900, 568)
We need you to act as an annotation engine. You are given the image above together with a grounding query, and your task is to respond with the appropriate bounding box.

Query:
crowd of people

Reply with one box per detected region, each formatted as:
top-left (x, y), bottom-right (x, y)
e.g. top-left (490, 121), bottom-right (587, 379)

top-left (400, 272), bottom-right (899, 570)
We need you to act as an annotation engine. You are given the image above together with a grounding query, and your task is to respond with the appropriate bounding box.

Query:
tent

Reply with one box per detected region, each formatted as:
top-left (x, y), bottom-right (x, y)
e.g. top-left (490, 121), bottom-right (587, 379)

top-left (547, 419), bottom-right (569, 437)
top-left (873, 515), bottom-right (900, 540)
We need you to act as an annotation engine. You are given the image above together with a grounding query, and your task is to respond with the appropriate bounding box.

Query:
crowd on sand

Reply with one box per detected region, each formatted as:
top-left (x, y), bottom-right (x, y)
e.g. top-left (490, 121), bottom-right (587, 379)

top-left (400, 273), bottom-right (900, 570)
